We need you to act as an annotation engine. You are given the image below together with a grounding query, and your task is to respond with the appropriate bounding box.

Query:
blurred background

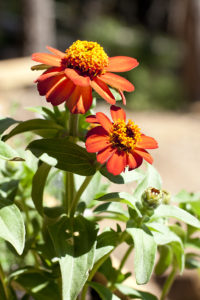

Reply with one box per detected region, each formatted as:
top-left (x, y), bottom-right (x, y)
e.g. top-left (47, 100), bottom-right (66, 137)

top-left (1, 0), bottom-right (200, 110)
top-left (0, 1), bottom-right (200, 299)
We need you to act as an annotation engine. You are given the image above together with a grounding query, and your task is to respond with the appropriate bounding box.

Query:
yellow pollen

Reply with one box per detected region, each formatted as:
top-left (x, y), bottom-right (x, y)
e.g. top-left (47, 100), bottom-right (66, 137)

top-left (109, 119), bottom-right (141, 152)
top-left (65, 40), bottom-right (109, 78)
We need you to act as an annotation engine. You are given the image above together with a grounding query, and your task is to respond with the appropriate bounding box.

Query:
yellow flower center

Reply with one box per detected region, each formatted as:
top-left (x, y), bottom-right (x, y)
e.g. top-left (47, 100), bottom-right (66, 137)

top-left (65, 40), bottom-right (109, 78)
top-left (109, 119), bottom-right (141, 152)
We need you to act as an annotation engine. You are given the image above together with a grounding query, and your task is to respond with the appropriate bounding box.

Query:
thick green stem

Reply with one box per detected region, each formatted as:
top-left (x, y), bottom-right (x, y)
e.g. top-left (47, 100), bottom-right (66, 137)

top-left (0, 264), bottom-right (10, 299)
top-left (160, 266), bottom-right (177, 300)
top-left (70, 176), bottom-right (93, 217)
top-left (63, 171), bottom-right (75, 216)
top-left (81, 252), bottom-right (112, 300)
top-left (109, 245), bottom-right (134, 291)
top-left (69, 113), bottom-right (79, 139)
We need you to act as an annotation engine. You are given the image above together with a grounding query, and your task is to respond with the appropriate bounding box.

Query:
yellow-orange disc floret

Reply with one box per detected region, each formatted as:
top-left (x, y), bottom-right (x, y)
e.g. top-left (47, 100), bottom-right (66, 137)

top-left (65, 40), bottom-right (109, 78)
top-left (109, 119), bottom-right (141, 152)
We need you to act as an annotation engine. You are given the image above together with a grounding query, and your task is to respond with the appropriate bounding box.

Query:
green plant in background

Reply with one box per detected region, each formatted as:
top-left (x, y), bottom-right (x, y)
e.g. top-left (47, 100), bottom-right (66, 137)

top-left (0, 40), bottom-right (199, 300)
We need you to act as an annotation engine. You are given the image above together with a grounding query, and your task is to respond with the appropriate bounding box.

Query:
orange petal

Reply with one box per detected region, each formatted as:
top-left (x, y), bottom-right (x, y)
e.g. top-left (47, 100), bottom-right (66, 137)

top-left (65, 69), bottom-right (90, 87)
top-left (46, 46), bottom-right (66, 58)
top-left (100, 72), bottom-right (134, 92)
top-left (106, 56), bottom-right (139, 72)
top-left (36, 67), bottom-right (63, 82)
top-left (96, 112), bottom-right (113, 133)
top-left (106, 151), bottom-right (126, 175)
top-left (86, 134), bottom-right (110, 153)
top-left (48, 78), bottom-right (75, 105)
top-left (136, 135), bottom-right (158, 149)
top-left (66, 86), bottom-right (93, 114)
top-left (32, 53), bottom-right (61, 67)
top-left (97, 147), bottom-right (116, 164)
top-left (134, 149), bottom-right (153, 164)
top-left (86, 115), bottom-right (99, 124)
top-left (90, 77), bottom-right (116, 105)
top-left (110, 105), bottom-right (126, 122)
top-left (127, 152), bottom-right (143, 170)
top-left (37, 74), bottom-right (65, 96)
top-left (118, 90), bottom-right (126, 105)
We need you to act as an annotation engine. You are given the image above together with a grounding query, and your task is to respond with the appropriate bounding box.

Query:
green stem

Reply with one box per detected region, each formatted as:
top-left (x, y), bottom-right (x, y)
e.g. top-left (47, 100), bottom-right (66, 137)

top-left (119, 244), bottom-right (134, 272)
top-left (109, 245), bottom-right (133, 291)
top-left (160, 266), bottom-right (177, 300)
top-left (81, 252), bottom-right (111, 300)
top-left (70, 176), bottom-right (93, 217)
top-left (0, 264), bottom-right (10, 299)
top-left (69, 113), bottom-right (79, 139)
top-left (63, 171), bottom-right (75, 216)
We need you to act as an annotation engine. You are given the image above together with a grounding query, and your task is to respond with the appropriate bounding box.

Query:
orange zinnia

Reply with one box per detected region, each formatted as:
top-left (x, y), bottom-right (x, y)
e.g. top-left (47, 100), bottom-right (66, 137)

top-left (32, 40), bottom-right (139, 114)
top-left (85, 106), bottom-right (158, 175)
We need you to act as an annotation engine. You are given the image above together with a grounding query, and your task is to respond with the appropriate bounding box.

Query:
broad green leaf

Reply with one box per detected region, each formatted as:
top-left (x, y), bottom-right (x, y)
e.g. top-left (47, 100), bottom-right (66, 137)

top-left (173, 190), bottom-right (200, 203)
top-left (0, 180), bottom-right (19, 202)
top-left (185, 253), bottom-right (200, 269)
top-left (186, 238), bottom-right (200, 250)
top-left (152, 205), bottom-right (200, 229)
top-left (0, 141), bottom-right (23, 161)
top-left (27, 138), bottom-right (97, 176)
top-left (146, 223), bottom-right (183, 246)
top-left (126, 227), bottom-right (157, 284)
top-left (96, 192), bottom-right (141, 216)
top-left (190, 201), bottom-right (200, 217)
top-left (115, 284), bottom-right (158, 300)
top-left (0, 198), bottom-right (25, 254)
top-left (48, 215), bottom-right (98, 300)
top-left (0, 117), bottom-right (18, 135)
top-left (88, 282), bottom-right (120, 300)
top-left (133, 164), bottom-right (162, 201)
top-left (171, 241), bottom-right (185, 272)
top-left (31, 163), bottom-right (51, 215)
top-left (100, 166), bottom-right (144, 184)
top-left (11, 267), bottom-right (61, 300)
top-left (3, 119), bottom-right (63, 141)
top-left (94, 202), bottom-right (129, 221)
top-left (94, 229), bottom-right (120, 264)
top-left (155, 245), bottom-right (173, 275)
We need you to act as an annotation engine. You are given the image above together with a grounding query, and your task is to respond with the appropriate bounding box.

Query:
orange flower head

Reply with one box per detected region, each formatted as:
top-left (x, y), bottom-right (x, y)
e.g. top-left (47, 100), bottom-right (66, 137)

top-left (32, 41), bottom-right (139, 114)
top-left (109, 119), bottom-right (141, 152)
top-left (65, 40), bottom-right (108, 78)
top-left (85, 105), bottom-right (158, 175)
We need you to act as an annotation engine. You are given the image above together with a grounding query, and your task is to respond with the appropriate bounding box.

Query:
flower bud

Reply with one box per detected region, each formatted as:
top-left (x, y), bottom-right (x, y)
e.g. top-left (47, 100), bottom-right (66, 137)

top-left (162, 189), bottom-right (171, 204)
top-left (142, 187), bottom-right (163, 209)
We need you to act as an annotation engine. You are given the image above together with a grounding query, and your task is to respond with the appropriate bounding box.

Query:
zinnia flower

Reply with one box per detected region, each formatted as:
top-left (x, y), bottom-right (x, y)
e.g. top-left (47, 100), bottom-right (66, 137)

top-left (85, 105), bottom-right (158, 175)
top-left (32, 40), bottom-right (139, 114)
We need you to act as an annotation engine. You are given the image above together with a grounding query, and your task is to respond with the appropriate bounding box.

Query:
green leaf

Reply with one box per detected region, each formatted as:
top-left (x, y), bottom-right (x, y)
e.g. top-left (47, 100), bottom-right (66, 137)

top-left (133, 164), bottom-right (162, 201)
top-left (171, 241), bottom-right (185, 272)
top-left (2, 119), bottom-right (63, 141)
top-left (48, 215), bottom-right (98, 300)
top-left (146, 223), bottom-right (183, 246)
top-left (94, 202), bottom-right (129, 221)
top-left (96, 192), bottom-right (141, 216)
top-left (94, 229), bottom-right (119, 264)
top-left (88, 282), bottom-right (120, 300)
top-left (100, 166), bottom-right (144, 184)
top-left (31, 163), bottom-right (51, 215)
top-left (185, 253), bottom-right (200, 269)
top-left (115, 284), bottom-right (158, 300)
top-left (11, 267), bottom-right (61, 300)
top-left (0, 141), bottom-right (24, 161)
top-left (0, 117), bottom-right (19, 135)
top-left (0, 198), bottom-right (25, 254)
top-left (0, 180), bottom-right (19, 202)
top-left (152, 205), bottom-right (200, 229)
top-left (27, 138), bottom-right (97, 176)
top-left (126, 227), bottom-right (157, 284)
top-left (155, 245), bottom-right (173, 275)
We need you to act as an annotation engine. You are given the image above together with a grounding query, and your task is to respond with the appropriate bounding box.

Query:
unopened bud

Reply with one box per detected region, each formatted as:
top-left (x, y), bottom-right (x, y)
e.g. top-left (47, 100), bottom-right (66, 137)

top-left (142, 187), bottom-right (163, 209)
top-left (162, 190), bottom-right (171, 204)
